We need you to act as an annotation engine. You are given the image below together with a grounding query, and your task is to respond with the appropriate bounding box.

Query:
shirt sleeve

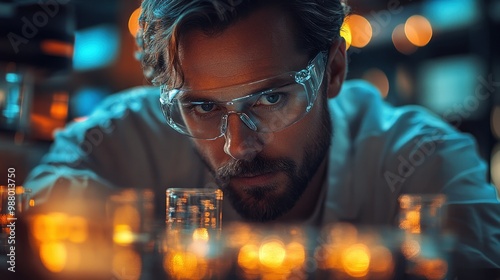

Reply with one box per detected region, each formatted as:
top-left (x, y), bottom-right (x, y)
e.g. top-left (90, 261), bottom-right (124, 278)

top-left (382, 110), bottom-right (500, 268)
top-left (23, 86), bottom-right (205, 204)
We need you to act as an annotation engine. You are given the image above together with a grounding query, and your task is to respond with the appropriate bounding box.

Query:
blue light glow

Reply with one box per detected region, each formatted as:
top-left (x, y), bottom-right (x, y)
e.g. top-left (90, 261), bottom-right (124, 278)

top-left (73, 24), bottom-right (120, 71)
top-left (417, 55), bottom-right (486, 120)
top-left (70, 87), bottom-right (108, 117)
top-left (423, 0), bottom-right (479, 31)
top-left (5, 73), bottom-right (21, 83)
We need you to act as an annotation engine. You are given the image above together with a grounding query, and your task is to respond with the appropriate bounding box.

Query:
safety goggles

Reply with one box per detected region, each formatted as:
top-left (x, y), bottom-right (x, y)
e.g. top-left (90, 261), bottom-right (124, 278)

top-left (159, 51), bottom-right (327, 140)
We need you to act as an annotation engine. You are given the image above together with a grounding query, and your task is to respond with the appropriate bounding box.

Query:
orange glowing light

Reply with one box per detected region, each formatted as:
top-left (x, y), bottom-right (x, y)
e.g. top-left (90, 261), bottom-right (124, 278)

top-left (192, 227), bottom-right (209, 241)
top-left (321, 245), bottom-right (343, 269)
top-left (113, 204), bottom-right (141, 232)
top-left (226, 223), bottom-right (253, 247)
top-left (405, 15), bottom-right (433, 47)
top-left (166, 251), bottom-right (202, 279)
top-left (414, 258), bottom-right (448, 280)
top-left (392, 24), bottom-right (417, 55)
top-left (50, 92), bottom-right (69, 120)
top-left (112, 247), bottom-right (142, 280)
top-left (67, 216), bottom-right (88, 243)
top-left (259, 240), bottom-right (286, 268)
top-left (406, 209), bottom-right (422, 234)
top-left (1, 214), bottom-right (9, 227)
top-left (48, 213), bottom-right (70, 241)
top-left (113, 224), bottom-right (135, 245)
top-left (329, 223), bottom-right (358, 245)
top-left (15, 186), bottom-right (24, 194)
top-left (128, 7), bottom-right (141, 37)
top-left (39, 241), bottom-right (67, 272)
top-left (342, 243), bottom-right (370, 278)
top-left (362, 68), bottom-right (390, 98)
top-left (189, 229), bottom-right (210, 257)
top-left (41, 40), bottom-right (74, 57)
top-left (285, 242), bottom-right (306, 268)
top-left (369, 246), bottom-right (394, 274)
top-left (340, 19), bottom-right (352, 50)
top-left (401, 239), bottom-right (421, 259)
top-left (238, 244), bottom-right (260, 270)
top-left (346, 14), bottom-right (372, 48)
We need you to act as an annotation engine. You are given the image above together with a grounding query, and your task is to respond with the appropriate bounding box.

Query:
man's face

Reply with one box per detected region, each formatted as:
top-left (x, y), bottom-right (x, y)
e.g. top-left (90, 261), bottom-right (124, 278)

top-left (177, 5), bottom-right (332, 222)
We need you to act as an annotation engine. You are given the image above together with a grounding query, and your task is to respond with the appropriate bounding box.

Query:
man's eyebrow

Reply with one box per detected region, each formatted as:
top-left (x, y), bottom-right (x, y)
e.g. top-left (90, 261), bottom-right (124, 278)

top-left (178, 93), bottom-right (216, 103)
top-left (178, 75), bottom-right (295, 102)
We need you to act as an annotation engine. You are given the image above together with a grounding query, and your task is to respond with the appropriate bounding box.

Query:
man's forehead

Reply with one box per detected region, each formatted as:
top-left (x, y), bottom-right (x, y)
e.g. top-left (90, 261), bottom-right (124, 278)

top-left (176, 5), bottom-right (306, 91)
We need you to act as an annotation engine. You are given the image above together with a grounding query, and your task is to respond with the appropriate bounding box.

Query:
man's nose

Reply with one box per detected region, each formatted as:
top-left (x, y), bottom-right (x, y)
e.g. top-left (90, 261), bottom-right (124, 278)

top-left (223, 113), bottom-right (264, 161)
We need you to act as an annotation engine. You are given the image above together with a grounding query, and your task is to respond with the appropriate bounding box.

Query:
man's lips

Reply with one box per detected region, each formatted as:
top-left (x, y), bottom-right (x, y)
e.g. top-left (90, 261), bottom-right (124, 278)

top-left (230, 172), bottom-right (278, 186)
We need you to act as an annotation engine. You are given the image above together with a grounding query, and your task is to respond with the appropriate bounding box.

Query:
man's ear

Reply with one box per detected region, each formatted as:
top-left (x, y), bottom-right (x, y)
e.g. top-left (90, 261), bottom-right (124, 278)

top-left (325, 38), bottom-right (347, 99)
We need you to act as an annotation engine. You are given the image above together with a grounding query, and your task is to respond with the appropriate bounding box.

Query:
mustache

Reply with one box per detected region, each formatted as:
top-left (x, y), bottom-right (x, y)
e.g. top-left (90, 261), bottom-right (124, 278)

top-left (216, 155), bottom-right (295, 184)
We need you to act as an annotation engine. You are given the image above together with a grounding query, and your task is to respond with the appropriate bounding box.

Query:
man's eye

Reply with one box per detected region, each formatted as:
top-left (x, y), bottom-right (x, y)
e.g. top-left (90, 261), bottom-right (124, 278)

top-left (258, 93), bottom-right (282, 105)
top-left (194, 103), bottom-right (216, 113)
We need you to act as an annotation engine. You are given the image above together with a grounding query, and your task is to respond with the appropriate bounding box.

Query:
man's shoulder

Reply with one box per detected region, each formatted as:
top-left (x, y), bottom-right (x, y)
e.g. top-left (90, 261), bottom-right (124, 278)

top-left (331, 80), bottom-right (493, 201)
top-left (333, 79), bottom-right (458, 146)
top-left (57, 85), bottom-right (163, 140)
top-left (95, 85), bottom-right (160, 114)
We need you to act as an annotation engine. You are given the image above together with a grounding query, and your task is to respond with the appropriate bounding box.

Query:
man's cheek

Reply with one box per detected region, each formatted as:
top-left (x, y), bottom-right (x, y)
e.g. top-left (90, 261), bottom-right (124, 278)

top-left (194, 141), bottom-right (223, 168)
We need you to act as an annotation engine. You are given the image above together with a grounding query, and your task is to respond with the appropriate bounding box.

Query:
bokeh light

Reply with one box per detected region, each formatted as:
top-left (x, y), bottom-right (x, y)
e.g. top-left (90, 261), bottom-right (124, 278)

top-left (399, 209), bottom-right (422, 234)
top-left (112, 247), bottom-right (142, 280)
top-left (369, 245), bottom-right (394, 275)
top-left (285, 242), bottom-right (305, 268)
top-left (492, 106), bottom-right (500, 139)
top-left (405, 15), bottom-right (433, 47)
top-left (392, 24), bottom-right (418, 55)
top-left (66, 216), bottom-right (88, 243)
top-left (165, 251), bottom-right (205, 279)
top-left (113, 224), bottom-right (135, 245)
top-left (396, 66), bottom-right (414, 100)
top-left (49, 92), bottom-right (69, 120)
top-left (491, 144), bottom-right (500, 188)
top-left (345, 14), bottom-right (372, 48)
top-left (259, 239), bottom-right (286, 268)
top-left (233, 228), bottom-right (308, 278)
top-left (33, 213), bottom-right (70, 242)
top-left (413, 258), bottom-right (448, 280)
top-left (193, 227), bottom-right (209, 242)
top-left (39, 242), bottom-right (67, 273)
top-left (341, 243), bottom-right (370, 277)
top-left (238, 244), bottom-right (260, 270)
top-left (189, 228), bottom-right (210, 257)
top-left (340, 20), bottom-right (352, 50)
top-left (362, 68), bottom-right (390, 98)
top-left (70, 87), bottom-right (107, 118)
top-left (401, 238), bottom-right (421, 259)
top-left (41, 39), bottom-right (74, 58)
top-left (128, 7), bottom-right (141, 37)
top-left (28, 201), bottom-right (111, 277)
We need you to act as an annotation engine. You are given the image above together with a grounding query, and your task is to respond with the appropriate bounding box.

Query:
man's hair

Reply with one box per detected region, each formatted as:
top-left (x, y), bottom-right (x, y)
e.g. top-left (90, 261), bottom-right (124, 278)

top-left (137, 0), bottom-right (349, 87)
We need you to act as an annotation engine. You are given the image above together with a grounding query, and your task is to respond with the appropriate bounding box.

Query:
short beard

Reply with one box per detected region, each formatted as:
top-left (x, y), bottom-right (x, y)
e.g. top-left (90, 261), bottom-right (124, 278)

top-left (195, 97), bottom-right (333, 222)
